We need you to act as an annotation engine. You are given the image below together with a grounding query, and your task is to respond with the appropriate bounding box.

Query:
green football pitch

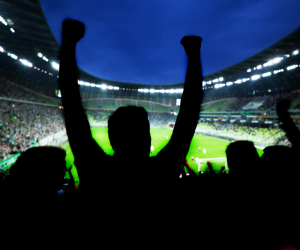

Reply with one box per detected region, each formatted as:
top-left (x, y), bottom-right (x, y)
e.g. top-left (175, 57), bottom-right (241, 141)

top-left (61, 127), bottom-right (264, 183)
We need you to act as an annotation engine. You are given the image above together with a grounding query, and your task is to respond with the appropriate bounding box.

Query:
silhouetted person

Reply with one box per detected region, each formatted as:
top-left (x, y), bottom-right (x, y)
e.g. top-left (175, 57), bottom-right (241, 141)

top-left (59, 19), bottom-right (203, 243)
top-left (0, 146), bottom-right (79, 246)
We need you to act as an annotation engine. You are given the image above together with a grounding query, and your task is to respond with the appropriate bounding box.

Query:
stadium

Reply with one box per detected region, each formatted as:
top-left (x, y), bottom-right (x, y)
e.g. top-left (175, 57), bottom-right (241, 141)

top-left (0, 0), bottom-right (300, 246)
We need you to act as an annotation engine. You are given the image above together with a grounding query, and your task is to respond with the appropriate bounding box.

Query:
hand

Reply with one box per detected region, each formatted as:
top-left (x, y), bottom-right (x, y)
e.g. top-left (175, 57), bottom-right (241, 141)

top-left (62, 19), bottom-right (85, 44)
top-left (276, 99), bottom-right (291, 116)
top-left (181, 36), bottom-right (202, 57)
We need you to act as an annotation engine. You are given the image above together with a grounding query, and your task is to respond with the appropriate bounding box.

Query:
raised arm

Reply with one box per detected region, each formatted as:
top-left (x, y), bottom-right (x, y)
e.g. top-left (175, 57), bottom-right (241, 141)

top-left (276, 99), bottom-right (300, 149)
top-left (158, 36), bottom-right (203, 167)
top-left (59, 20), bottom-right (102, 180)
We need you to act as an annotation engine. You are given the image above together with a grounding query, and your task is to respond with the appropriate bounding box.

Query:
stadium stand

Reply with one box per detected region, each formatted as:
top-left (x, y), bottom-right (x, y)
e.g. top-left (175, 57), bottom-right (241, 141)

top-left (0, 1), bottom-right (300, 248)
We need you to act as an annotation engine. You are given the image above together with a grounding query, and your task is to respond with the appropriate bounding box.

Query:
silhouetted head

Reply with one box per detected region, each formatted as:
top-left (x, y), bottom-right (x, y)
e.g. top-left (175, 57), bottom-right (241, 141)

top-left (108, 106), bottom-right (151, 158)
top-left (9, 146), bottom-right (67, 193)
top-left (226, 140), bottom-right (259, 175)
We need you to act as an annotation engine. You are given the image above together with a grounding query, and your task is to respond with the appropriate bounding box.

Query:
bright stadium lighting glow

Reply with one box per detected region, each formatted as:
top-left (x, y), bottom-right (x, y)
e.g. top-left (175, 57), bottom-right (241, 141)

top-left (263, 57), bottom-right (283, 67)
top-left (10, 28), bottom-right (15, 33)
top-left (247, 69), bottom-right (251, 72)
top-left (101, 84), bottom-right (107, 89)
top-left (251, 75), bottom-right (261, 80)
top-left (19, 59), bottom-right (32, 67)
top-left (144, 89), bottom-right (149, 93)
top-left (42, 56), bottom-right (49, 62)
top-left (38, 53), bottom-right (43, 58)
top-left (138, 89), bottom-right (143, 92)
top-left (226, 82), bottom-right (233, 86)
top-left (150, 89), bottom-right (154, 93)
top-left (285, 54), bottom-right (290, 57)
top-left (90, 83), bottom-right (96, 87)
top-left (160, 90), bottom-right (165, 93)
top-left (0, 16), bottom-right (8, 26)
top-left (155, 90), bottom-right (159, 93)
top-left (207, 81), bottom-right (212, 84)
top-left (84, 82), bottom-right (91, 86)
top-left (165, 90), bottom-right (170, 93)
top-left (10, 54), bottom-right (18, 60)
top-left (262, 72), bottom-right (271, 77)
top-left (219, 77), bottom-right (224, 81)
top-left (213, 79), bottom-right (218, 83)
top-left (108, 86), bottom-right (113, 90)
top-left (51, 62), bottom-right (59, 70)
top-left (287, 65), bottom-right (298, 70)
top-left (256, 65), bottom-right (262, 69)
top-left (0, 46), bottom-right (4, 52)
top-left (242, 78), bottom-right (250, 82)
top-left (175, 89), bottom-right (181, 93)
top-left (114, 87), bottom-right (119, 90)
top-left (78, 81), bottom-right (84, 85)
top-left (293, 50), bottom-right (299, 55)
top-left (274, 69), bottom-right (284, 74)
top-left (170, 89), bottom-right (175, 93)
top-left (234, 79), bottom-right (242, 84)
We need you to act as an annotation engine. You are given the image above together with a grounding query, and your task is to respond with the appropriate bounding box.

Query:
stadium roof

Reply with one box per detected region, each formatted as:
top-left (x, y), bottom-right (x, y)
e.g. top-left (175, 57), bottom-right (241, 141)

top-left (0, 0), bottom-right (299, 99)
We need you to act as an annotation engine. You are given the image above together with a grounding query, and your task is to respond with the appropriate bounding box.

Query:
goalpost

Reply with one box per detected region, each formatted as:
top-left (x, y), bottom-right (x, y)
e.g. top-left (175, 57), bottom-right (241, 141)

top-left (196, 157), bottom-right (228, 173)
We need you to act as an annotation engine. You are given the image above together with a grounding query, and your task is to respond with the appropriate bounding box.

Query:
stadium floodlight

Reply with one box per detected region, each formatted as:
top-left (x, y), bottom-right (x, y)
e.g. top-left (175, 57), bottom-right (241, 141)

top-left (10, 53), bottom-right (18, 60)
top-left (101, 84), bottom-right (107, 89)
top-left (155, 90), bottom-right (159, 93)
top-left (165, 90), bottom-right (170, 93)
top-left (138, 89), bottom-right (143, 92)
top-left (226, 82), bottom-right (233, 86)
top-left (170, 89), bottom-right (175, 93)
top-left (206, 81), bottom-right (211, 84)
top-left (51, 62), bottom-right (59, 71)
top-left (0, 46), bottom-right (4, 52)
top-left (19, 59), bottom-right (32, 67)
top-left (0, 16), bottom-right (8, 26)
top-left (84, 82), bottom-right (91, 86)
top-left (150, 89), bottom-right (154, 93)
top-left (262, 72), bottom-right (271, 77)
top-left (285, 54), bottom-right (290, 57)
top-left (42, 56), bottom-right (49, 62)
top-left (263, 57), bottom-right (283, 67)
top-left (287, 65), bottom-right (298, 70)
top-left (251, 75), bottom-right (261, 80)
top-left (247, 69), bottom-right (251, 72)
top-left (90, 83), bottom-right (96, 87)
top-left (215, 84), bottom-right (219, 88)
top-left (242, 78), bottom-right (250, 82)
top-left (256, 65), bottom-right (262, 70)
top-left (234, 79), bottom-right (242, 84)
top-left (107, 86), bottom-right (113, 89)
top-left (113, 86), bottom-right (119, 90)
top-left (219, 77), bottom-right (224, 81)
top-left (213, 79), bottom-right (218, 83)
top-left (293, 50), bottom-right (299, 55)
top-left (38, 53), bottom-right (43, 58)
top-left (160, 90), bottom-right (165, 93)
top-left (144, 89), bottom-right (149, 93)
top-left (274, 69), bottom-right (284, 74)
top-left (78, 81), bottom-right (84, 85)
top-left (10, 28), bottom-right (15, 33)
top-left (96, 84), bottom-right (101, 88)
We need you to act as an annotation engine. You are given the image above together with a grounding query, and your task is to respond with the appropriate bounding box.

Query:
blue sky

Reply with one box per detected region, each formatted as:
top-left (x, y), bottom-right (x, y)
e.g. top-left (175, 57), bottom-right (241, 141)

top-left (40, 0), bottom-right (300, 85)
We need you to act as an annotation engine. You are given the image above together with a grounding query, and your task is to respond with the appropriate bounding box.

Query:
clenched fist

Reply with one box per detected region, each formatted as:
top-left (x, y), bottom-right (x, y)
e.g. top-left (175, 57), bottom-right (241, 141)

top-left (62, 19), bottom-right (85, 44)
top-left (276, 99), bottom-right (291, 116)
top-left (180, 36), bottom-right (202, 57)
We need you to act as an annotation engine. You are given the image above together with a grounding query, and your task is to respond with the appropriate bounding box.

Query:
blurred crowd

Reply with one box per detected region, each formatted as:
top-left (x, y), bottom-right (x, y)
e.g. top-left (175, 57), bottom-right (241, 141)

top-left (0, 100), bottom-right (65, 161)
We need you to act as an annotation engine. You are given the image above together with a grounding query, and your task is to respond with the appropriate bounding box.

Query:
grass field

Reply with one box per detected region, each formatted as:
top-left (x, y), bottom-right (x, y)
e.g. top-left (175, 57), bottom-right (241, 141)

top-left (61, 127), bottom-right (264, 183)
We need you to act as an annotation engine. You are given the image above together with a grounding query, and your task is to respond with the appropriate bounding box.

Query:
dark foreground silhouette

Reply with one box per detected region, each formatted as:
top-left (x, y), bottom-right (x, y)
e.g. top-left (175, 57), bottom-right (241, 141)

top-left (59, 19), bottom-right (203, 243)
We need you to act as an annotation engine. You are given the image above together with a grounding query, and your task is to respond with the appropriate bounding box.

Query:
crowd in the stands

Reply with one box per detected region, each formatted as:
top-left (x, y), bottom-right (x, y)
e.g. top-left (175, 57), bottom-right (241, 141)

top-left (0, 100), bottom-right (65, 161)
